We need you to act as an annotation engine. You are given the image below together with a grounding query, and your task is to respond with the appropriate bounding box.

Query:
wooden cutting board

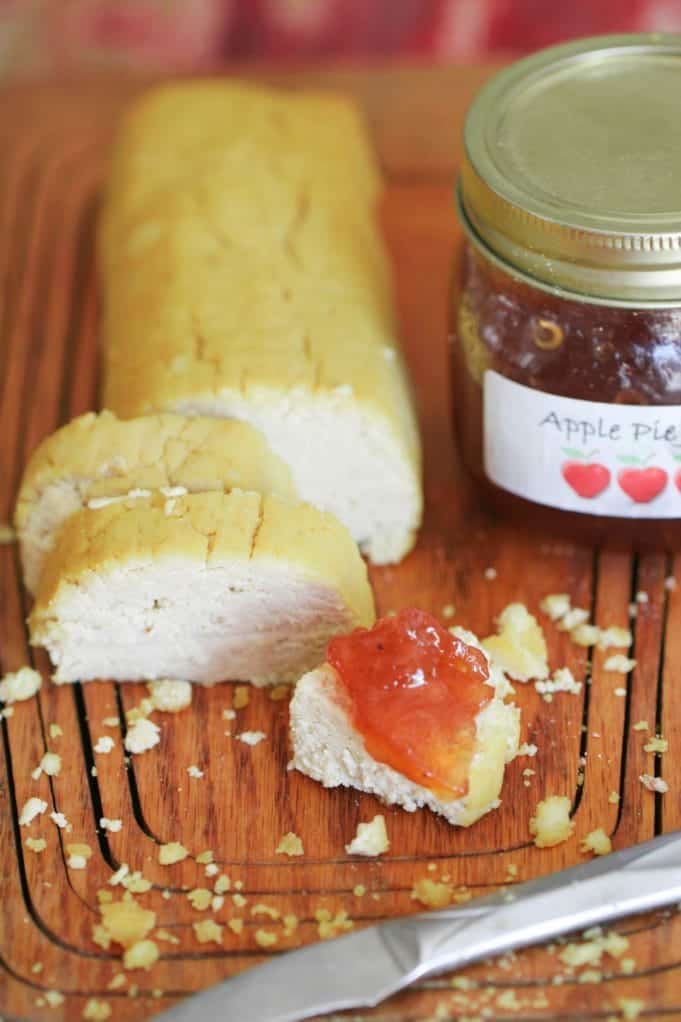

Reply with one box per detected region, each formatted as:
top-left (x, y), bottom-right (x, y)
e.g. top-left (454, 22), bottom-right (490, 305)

top-left (1, 64), bottom-right (680, 1022)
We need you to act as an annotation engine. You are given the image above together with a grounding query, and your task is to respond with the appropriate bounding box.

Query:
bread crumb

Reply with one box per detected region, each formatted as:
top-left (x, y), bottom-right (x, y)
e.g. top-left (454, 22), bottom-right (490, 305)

top-left (482, 603), bottom-right (549, 682)
top-left (618, 998), bottom-right (645, 1020)
top-left (50, 811), bottom-right (69, 829)
top-left (125, 698), bottom-right (154, 723)
top-left (516, 742), bottom-right (538, 757)
top-left (269, 684), bottom-right (291, 701)
top-left (123, 871), bottom-right (151, 894)
top-left (571, 623), bottom-right (601, 647)
top-left (193, 919), bottom-right (223, 945)
top-left (580, 828), bottom-right (612, 856)
top-left (604, 654), bottom-right (637, 673)
top-left (31, 962), bottom-right (43, 974)
top-left (155, 928), bottom-right (180, 945)
top-left (539, 593), bottom-right (571, 621)
top-left (620, 957), bottom-right (636, 975)
top-left (251, 904), bottom-right (280, 920)
top-left (345, 815), bottom-right (390, 856)
top-left (187, 888), bottom-right (212, 911)
top-left (0, 666), bottom-right (41, 703)
top-left (556, 607), bottom-right (589, 632)
top-left (38, 752), bottom-right (61, 777)
top-left (233, 685), bottom-right (250, 710)
top-left (211, 895), bottom-right (224, 912)
top-left (232, 893), bottom-right (247, 908)
top-left (665, 575), bottom-right (677, 591)
top-left (124, 717), bottom-right (160, 754)
top-left (99, 898), bottom-right (156, 948)
top-left (25, 837), bottom-right (47, 853)
top-left (614, 687), bottom-right (627, 696)
top-left (276, 832), bottom-right (304, 856)
top-left (49, 723), bottom-right (63, 739)
top-left (187, 765), bottom-right (204, 778)
top-left (633, 720), bottom-right (648, 731)
top-left (636, 591), bottom-right (649, 604)
top-left (353, 884), bottom-right (366, 897)
top-left (107, 973), bottom-right (126, 990)
top-left (644, 736), bottom-right (668, 754)
top-left (535, 667), bottom-right (582, 700)
top-left (560, 930), bottom-right (628, 968)
top-left (530, 796), bottom-right (575, 848)
top-left (205, 864), bottom-right (218, 878)
top-left (314, 908), bottom-right (354, 939)
top-left (103, 716), bottom-right (120, 727)
top-left (19, 797), bottom-right (47, 826)
top-left (83, 999), bottom-right (111, 1020)
top-left (100, 817), bottom-right (122, 833)
top-left (608, 791), bottom-right (620, 804)
top-left (227, 919), bottom-right (244, 935)
top-left (222, 708), bottom-right (236, 721)
top-left (94, 736), bottom-right (115, 754)
top-left (67, 843), bottom-right (92, 865)
top-left (442, 603), bottom-right (456, 619)
top-left (254, 929), bottom-right (278, 948)
top-left (484, 567), bottom-right (497, 580)
top-left (44, 990), bottom-right (64, 1006)
top-left (109, 864), bottom-right (129, 886)
top-left (147, 679), bottom-right (192, 713)
top-left (123, 939), bottom-right (159, 971)
top-left (214, 874), bottom-right (231, 894)
top-left (158, 841), bottom-right (188, 865)
top-left (598, 626), bottom-right (632, 649)
top-left (411, 878), bottom-right (452, 909)
top-left (196, 849), bottom-right (213, 864)
top-left (236, 730), bottom-right (266, 746)
top-left (283, 913), bottom-right (299, 936)
top-left (640, 774), bottom-right (668, 793)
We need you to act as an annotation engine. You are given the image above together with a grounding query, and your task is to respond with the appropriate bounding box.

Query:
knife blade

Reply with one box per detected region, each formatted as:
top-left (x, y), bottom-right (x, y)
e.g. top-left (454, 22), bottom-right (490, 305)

top-left (157, 830), bottom-right (681, 1022)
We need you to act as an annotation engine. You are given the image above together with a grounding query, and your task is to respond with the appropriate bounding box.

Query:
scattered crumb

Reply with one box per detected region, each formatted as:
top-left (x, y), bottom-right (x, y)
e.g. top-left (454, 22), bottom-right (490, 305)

top-left (614, 687), bottom-right (627, 697)
top-left (193, 919), bottom-right (223, 945)
top-left (236, 730), bottom-right (266, 746)
top-left (560, 930), bottom-right (628, 968)
top-left (205, 862), bottom-right (219, 878)
top-left (222, 708), bottom-right (236, 721)
top-left (516, 742), bottom-right (538, 758)
top-left (44, 990), bottom-right (64, 1006)
top-left (38, 752), bottom-right (61, 777)
top-left (633, 720), bottom-right (649, 732)
top-left (251, 904), bottom-right (280, 920)
top-left (665, 575), bottom-right (677, 591)
top-left (83, 999), bottom-right (111, 1020)
top-left (411, 878), bottom-right (452, 909)
top-left (196, 849), bottom-right (213, 864)
top-left (283, 914), bottom-right (299, 936)
top-left (254, 929), bottom-right (278, 948)
top-left (123, 939), bottom-right (159, 971)
top-left (50, 811), bottom-right (69, 829)
top-left (31, 962), bottom-right (43, 974)
top-left (269, 684), bottom-right (291, 701)
top-left (125, 697), bottom-right (154, 724)
top-left (640, 774), bottom-right (668, 793)
top-left (618, 998), bottom-right (645, 1020)
top-left (233, 685), bottom-right (250, 710)
top-left (187, 765), bottom-right (204, 778)
top-left (94, 736), bottom-right (115, 754)
top-left (109, 864), bottom-right (129, 886)
top-left (49, 723), bottom-right (63, 740)
top-left (345, 815), bottom-right (390, 857)
top-left (66, 843), bottom-right (92, 868)
top-left (155, 928), bottom-right (180, 945)
top-left (147, 679), bottom-right (192, 713)
top-left (232, 893), bottom-right (247, 908)
top-left (214, 875), bottom-right (231, 894)
top-left (100, 818), bottom-right (122, 833)
top-left (539, 593), bottom-right (571, 621)
top-left (580, 828), bottom-right (612, 856)
top-left (609, 791), bottom-right (620, 804)
top-left (535, 667), bottom-right (582, 700)
top-left (620, 957), bottom-right (636, 975)
top-left (353, 884), bottom-right (366, 897)
top-left (228, 919), bottom-right (244, 935)
top-left (442, 603), bottom-right (456, 619)
top-left (107, 974), bottom-right (126, 990)
top-left (314, 908), bottom-right (354, 939)
top-left (211, 895), bottom-right (224, 912)
top-left (103, 716), bottom-right (120, 727)
top-left (484, 567), bottom-right (497, 580)
top-left (99, 897), bottom-right (156, 948)
top-left (644, 736), bottom-right (668, 754)
top-left (604, 654), bottom-right (637, 673)
top-left (635, 591), bottom-right (649, 604)
top-left (276, 832), bottom-right (304, 857)
top-left (187, 888), bottom-right (212, 911)
top-left (556, 607), bottom-right (589, 632)
top-left (124, 872), bottom-right (151, 894)
top-left (530, 796), bottom-right (575, 848)
top-left (158, 842), bottom-right (188, 865)
top-left (19, 797), bottom-right (47, 826)
top-left (571, 623), bottom-right (600, 647)
top-left (25, 837), bottom-right (47, 853)
top-left (482, 603), bottom-right (549, 682)
top-left (0, 666), bottom-right (42, 704)
top-left (124, 717), bottom-right (160, 754)
top-left (598, 626), bottom-right (632, 649)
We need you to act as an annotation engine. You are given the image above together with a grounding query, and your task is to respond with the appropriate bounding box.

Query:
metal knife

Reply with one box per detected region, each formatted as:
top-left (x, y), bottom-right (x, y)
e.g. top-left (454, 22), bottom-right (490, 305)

top-left (157, 830), bottom-right (681, 1022)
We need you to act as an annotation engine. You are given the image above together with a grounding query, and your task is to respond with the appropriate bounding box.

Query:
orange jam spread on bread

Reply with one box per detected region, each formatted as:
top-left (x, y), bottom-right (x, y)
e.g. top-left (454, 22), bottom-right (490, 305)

top-left (327, 608), bottom-right (492, 799)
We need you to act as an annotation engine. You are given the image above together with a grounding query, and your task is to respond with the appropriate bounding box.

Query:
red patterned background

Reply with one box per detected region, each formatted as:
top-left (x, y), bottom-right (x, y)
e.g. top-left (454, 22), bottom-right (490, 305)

top-left (1, 0), bottom-right (680, 73)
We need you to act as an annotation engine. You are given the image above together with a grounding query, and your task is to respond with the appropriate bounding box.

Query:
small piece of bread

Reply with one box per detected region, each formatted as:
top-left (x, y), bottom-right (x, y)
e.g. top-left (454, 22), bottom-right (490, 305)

top-left (482, 603), bottom-right (549, 682)
top-left (290, 661), bottom-right (519, 828)
top-left (15, 410), bottom-right (295, 594)
top-left (29, 490), bottom-right (374, 686)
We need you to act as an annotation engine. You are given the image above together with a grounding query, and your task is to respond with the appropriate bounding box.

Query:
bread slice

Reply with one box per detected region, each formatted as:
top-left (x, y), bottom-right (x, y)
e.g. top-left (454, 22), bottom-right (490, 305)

top-left (29, 490), bottom-right (374, 686)
top-left (289, 656), bottom-right (520, 827)
top-left (15, 411), bottom-right (294, 594)
top-left (99, 81), bottom-right (422, 565)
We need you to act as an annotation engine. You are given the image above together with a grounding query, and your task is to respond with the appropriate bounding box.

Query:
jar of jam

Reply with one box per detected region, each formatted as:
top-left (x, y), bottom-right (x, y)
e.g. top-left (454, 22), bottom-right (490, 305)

top-left (452, 34), bottom-right (681, 548)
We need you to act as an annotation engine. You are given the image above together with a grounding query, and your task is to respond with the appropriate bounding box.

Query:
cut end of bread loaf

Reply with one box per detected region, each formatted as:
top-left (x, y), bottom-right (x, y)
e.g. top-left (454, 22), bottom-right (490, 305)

top-left (29, 490), bottom-right (374, 686)
top-left (15, 410), bottom-right (296, 595)
top-left (290, 663), bottom-right (520, 827)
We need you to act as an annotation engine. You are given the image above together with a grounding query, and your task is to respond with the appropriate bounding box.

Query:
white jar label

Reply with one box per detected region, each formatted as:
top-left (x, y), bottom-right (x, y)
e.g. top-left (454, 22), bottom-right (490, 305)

top-left (483, 370), bottom-right (681, 518)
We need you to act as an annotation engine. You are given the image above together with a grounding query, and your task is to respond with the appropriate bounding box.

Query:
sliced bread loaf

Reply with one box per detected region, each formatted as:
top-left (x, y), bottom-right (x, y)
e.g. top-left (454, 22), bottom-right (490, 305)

top-left (15, 411), bottom-right (294, 594)
top-left (29, 490), bottom-right (374, 686)
top-left (99, 81), bottom-right (422, 565)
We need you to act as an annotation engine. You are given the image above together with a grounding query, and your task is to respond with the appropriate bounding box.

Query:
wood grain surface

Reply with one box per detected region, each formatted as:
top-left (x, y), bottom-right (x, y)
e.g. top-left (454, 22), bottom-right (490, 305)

top-left (1, 64), bottom-right (680, 1022)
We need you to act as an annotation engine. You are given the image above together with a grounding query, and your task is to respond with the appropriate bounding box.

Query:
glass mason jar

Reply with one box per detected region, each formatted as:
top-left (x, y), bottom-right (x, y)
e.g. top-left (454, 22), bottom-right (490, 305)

top-left (451, 34), bottom-right (681, 548)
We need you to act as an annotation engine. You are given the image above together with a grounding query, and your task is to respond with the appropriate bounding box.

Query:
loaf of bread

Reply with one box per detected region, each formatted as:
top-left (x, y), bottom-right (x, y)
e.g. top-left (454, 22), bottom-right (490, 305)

top-left (99, 81), bottom-right (422, 565)
top-left (290, 660), bottom-right (520, 827)
top-left (29, 490), bottom-right (374, 686)
top-left (15, 411), bottom-right (295, 594)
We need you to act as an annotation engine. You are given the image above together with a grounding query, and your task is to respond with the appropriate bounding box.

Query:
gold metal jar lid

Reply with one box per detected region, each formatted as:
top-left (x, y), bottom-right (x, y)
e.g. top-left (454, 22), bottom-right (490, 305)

top-left (460, 34), bottom-right (681, 305)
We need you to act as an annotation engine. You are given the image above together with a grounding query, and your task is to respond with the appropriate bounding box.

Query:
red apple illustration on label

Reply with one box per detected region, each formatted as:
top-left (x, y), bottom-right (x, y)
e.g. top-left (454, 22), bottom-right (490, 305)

top-left (561, 449), bottom-right (610, 498)
top-left (617, 453), bottom-right (668, 503)
top-left (676, 468), bottom-right (681, 493)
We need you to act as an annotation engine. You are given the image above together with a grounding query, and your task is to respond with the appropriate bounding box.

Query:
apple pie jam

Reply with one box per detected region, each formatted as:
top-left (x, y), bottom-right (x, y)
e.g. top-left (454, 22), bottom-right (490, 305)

top-left (452, 35), bottom-right (681, 548)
